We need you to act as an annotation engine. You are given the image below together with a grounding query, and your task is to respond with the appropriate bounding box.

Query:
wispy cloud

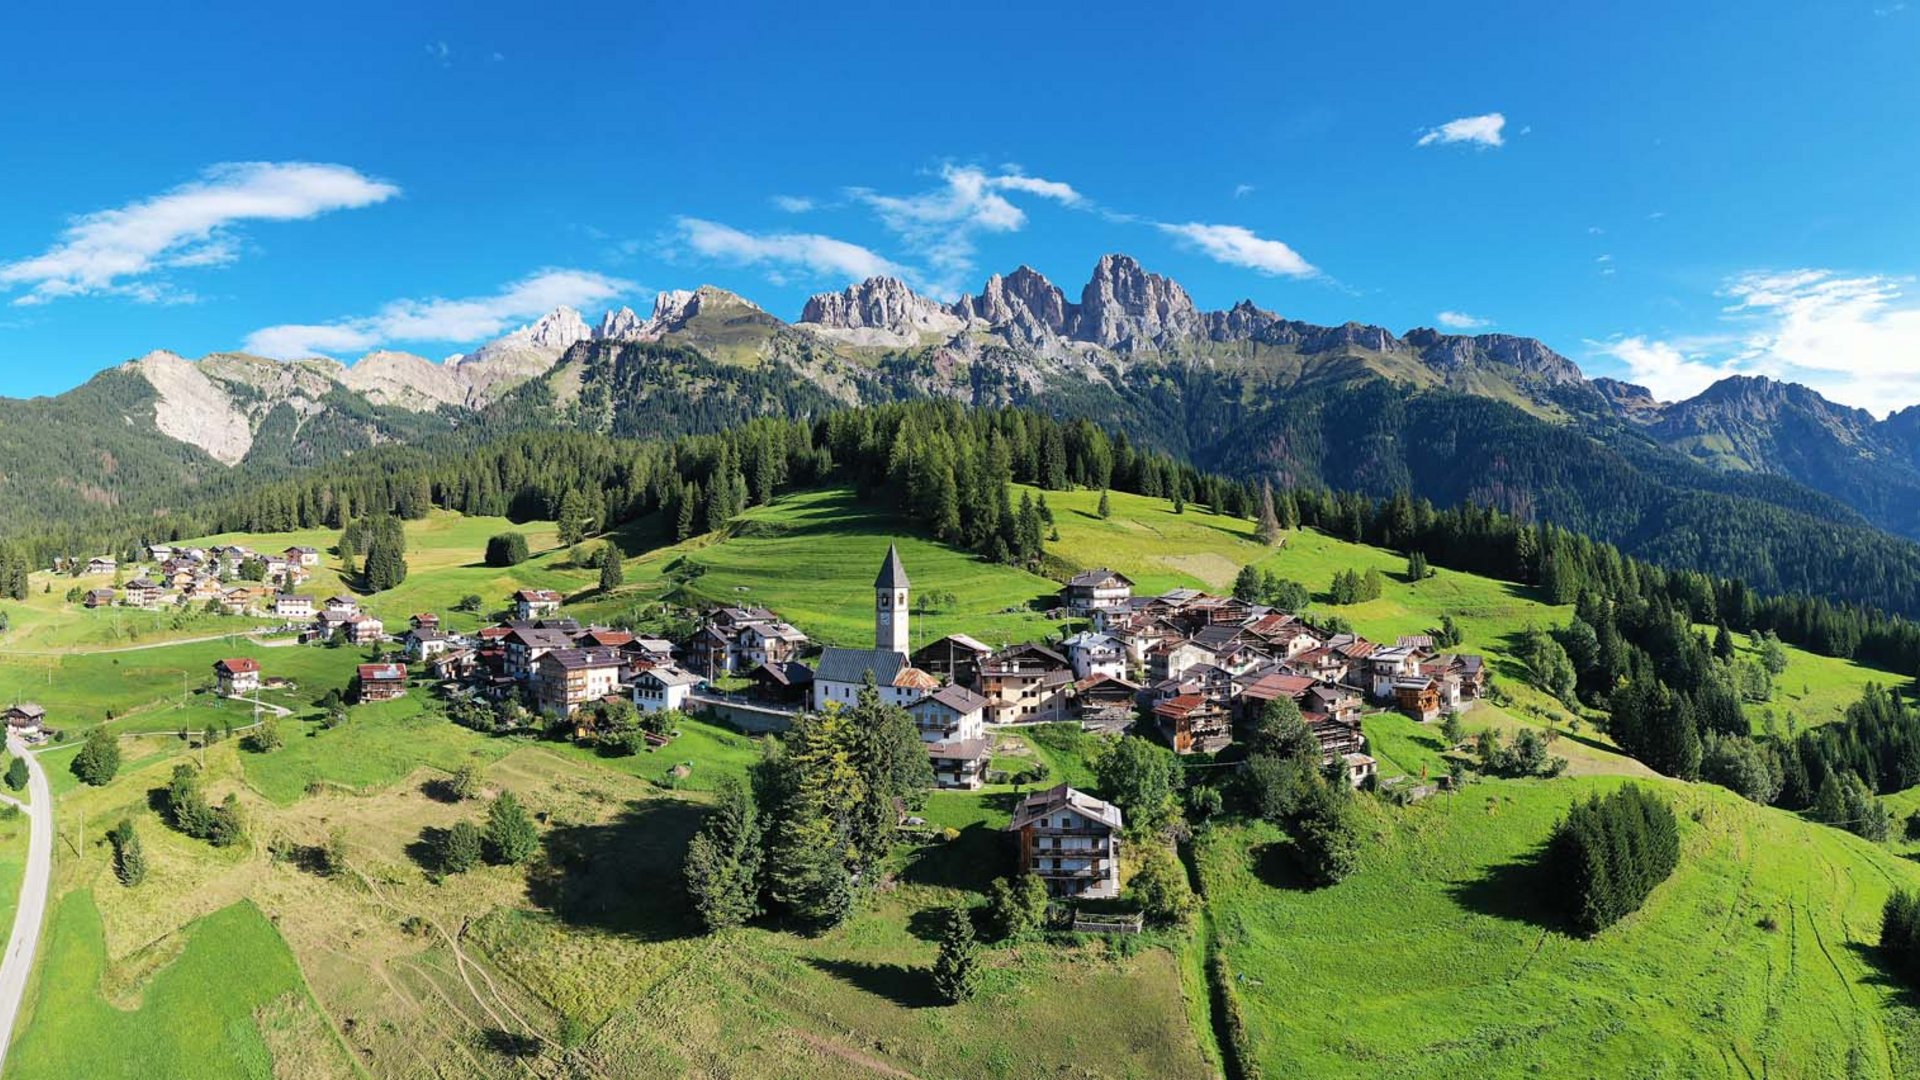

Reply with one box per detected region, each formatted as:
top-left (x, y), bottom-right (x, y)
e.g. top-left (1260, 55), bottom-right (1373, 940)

top-left (1591, 269), bottom-right (1920, 414)
top-left (1233, 183), bottom-right (1256, 199)
top-left (674, 217), bottom-right (907, 284)
top-left (243, 268), bottom-right (631, 359)
top-left (426, 41), bottom-right (452, 66)
top-left (0, 162), bottom-right (398, 306)
top-left (847, 164), bottom-right (1083, 292)
top-left (1416, 112), bottom-right (1507, 148)
top-left (1436, 310), bottom-right (1491, 331)
top-left (1156, 222), bottom-right (1317, 278)
top-left (771, 195), bottom-right (816, 213)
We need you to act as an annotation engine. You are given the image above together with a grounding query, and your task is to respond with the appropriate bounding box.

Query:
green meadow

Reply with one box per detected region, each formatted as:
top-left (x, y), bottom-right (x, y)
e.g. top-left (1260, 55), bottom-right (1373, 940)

top-left (6, 892), bottom-right (358, 1080)
top-left (1198, 775), bottom-right (1920, 1078)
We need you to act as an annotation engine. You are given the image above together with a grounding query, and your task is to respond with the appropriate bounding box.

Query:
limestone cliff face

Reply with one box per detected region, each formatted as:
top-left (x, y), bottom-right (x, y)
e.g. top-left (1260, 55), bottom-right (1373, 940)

top-left (799, 276), bottom-right (966, 346)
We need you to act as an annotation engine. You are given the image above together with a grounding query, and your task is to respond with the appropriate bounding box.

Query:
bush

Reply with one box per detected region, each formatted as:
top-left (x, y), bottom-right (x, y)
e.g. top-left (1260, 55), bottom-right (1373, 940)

top-left (1544, 784), bottom-right (1679, 935)
top-left (986, 873), bottom-right (1051, 940)
top-left (1293, 783), bottom-right (1363, 886)
top-left (449, 763), bottom-right (482, 801)
top-left (484, 532), bottom-right (530, 568)
top-left (247, 716), bottom-right (282, 753)
top-left (321, 828), bottom-right (350, 878)
top-left (109, 818), bottom-right (147, 887)
top-left (439, 820), bottom-right (483, 874)
top-left (1129, 844), bottom-right (1197, 926)
top-left (4, 756), bottom-right (26, 792)
top-left (71, 726), bottom-right (121, 786)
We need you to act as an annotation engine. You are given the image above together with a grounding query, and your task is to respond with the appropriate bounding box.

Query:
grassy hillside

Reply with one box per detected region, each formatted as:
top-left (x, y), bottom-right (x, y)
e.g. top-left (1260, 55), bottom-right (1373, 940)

top-left (1199, 775), bottom-right (1920, 1078)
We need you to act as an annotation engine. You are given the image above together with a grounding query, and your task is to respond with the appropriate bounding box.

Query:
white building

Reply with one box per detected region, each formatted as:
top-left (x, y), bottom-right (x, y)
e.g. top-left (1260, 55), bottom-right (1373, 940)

top-left (632, 664), bottom-right (702, 713)
top-left (1061, 631), bottom-right (1129, 681)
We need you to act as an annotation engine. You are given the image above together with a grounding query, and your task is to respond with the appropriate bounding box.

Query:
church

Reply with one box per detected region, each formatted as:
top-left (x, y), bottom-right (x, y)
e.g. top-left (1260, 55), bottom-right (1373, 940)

top-left (810, 544), bottom-right (994, 788)
top-left (810, 544), bottom-right (940, 711)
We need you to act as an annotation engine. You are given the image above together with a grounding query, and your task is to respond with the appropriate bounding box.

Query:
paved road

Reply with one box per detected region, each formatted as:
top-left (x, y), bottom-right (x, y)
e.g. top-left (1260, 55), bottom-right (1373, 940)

top-left (0, 734), bottom-right (52, 1073)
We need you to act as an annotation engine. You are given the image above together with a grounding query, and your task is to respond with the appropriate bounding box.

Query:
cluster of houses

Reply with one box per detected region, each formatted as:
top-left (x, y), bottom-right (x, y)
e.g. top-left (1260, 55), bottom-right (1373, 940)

top-left (74, 543), bottom-right (321, 614)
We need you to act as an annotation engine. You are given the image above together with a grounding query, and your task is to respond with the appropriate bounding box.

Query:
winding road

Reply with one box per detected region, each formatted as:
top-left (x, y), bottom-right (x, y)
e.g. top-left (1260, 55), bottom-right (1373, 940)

top-left (0, 733), bottom-right (52, 1073)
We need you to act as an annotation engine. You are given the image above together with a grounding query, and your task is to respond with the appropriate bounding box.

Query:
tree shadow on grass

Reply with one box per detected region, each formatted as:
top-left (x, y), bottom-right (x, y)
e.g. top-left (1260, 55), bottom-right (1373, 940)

top-left (420, 777), bottom-right (462, 804)
top-left (1444, 842), bottom-right (1567, 932)
top-left (899, 822), bottom-right (1007, 892)
top-left (1251, 840), bottom-right (1319, 891)
top-left (407, 827), bottom-right (448, 875)
top-left (804, 958), bottom-right (941, 1009)
top-left (524, 798), bottom-right (705, 941)
top-left (1843, 942), bottom-right (1920, 1009)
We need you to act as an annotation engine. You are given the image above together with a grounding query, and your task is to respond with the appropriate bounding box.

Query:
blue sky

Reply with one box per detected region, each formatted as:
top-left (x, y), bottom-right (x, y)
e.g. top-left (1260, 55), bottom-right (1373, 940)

top-left (3, 1), bottom-right (1919, 412)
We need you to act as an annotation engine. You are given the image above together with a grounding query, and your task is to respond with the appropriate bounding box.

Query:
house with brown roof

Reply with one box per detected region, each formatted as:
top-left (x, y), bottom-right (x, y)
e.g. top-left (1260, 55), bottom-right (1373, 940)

top-left (4, 703), bottom-right (47, 738)
top-left (121, 578), bottom-right (164, 608)
top-left (1061, 568), bottom-right (1135, 618)
top-left (83, 588), bottom-right (116, 609)
top-left (1394, 677), bottom-right (1443, 722)
top-left (344, 613), bottom-right (385, 646)
top-left (513, 588), bottom-right (564, 620)
top-left (533, 647), bottom-right (628, 718)
top-left (213, 657), bottom-right (262, 696)
top-left (1006, 785), bottom-right (1123, 899)
top-left (977, 643), bottom-right (1074, 724)
top-left (912, 633), bottom-right (996, 685)
top-left (356, 663), bottom-right (408, 703)
top-left (910, 684), bottom-right (993, 790)
top-left (1154, 693), bottom-right (1233, 755)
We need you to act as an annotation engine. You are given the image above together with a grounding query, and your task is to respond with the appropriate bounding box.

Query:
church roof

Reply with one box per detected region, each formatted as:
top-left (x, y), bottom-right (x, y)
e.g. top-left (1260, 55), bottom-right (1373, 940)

top-left (874, 544), bottom-right (911, 590)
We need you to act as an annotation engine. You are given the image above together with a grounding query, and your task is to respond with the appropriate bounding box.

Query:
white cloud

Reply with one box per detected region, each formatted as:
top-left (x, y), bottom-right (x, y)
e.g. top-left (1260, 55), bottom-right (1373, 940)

top-left (1416, 112), bottom-right (1507, 148)
top-left (1233, 183), bottom-right (1256, 199)
top-left (1592, 269), bottom-right (1920, 414)
top-left (1588, 335), bottom-right (1740, 402)
top-left (0, 162), bottom-right (398, 306)
top-left (1155, 222), bottom-right (1318, 279)
top-left (675, 217), bottom-right (907, 283)
top-left (771, 195), bottom-right (816, 213)
top-left (847, 164), bottom-right (1082, 291)
top-left (243, 268), bottom-right (632, 359)
top-left (1436, 310), bottom-right (1491, 331)
top-left (426, 41), bottom-right (451, 66)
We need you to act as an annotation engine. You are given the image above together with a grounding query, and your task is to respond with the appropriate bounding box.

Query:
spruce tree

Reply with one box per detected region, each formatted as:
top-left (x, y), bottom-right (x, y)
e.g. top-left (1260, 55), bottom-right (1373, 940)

top-left (1096, 489), bottom-right (1111, 519)
top-left (110, 818), bottom-right (147, 887)
top-left (1254, 481), bottom-right (1283, 545)
top-left (931, 905), bottom-right (981, 1003)
top-left (485, 791), bottom-right (540, 866)
top-left (598, 544), bottom-right (624, 593)
top-left (439, 820), bottom-right (483, 874)
top-left (684, 775), bottom-right (764, 932)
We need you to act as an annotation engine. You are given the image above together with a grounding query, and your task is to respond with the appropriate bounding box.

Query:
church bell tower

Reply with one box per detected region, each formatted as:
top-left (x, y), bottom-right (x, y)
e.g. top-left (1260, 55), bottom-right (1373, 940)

top-left (875, 543), bottom-right (910, 655)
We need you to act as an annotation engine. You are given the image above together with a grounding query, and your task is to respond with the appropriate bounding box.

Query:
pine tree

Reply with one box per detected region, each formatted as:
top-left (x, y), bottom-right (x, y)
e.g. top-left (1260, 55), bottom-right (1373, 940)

top-left (1254, 481), bottom-right (1282, 545)
top-left (439, 820), bottom-right (483, 874)
top-left (485, 790), bottom-right (540, 866)
top-left (3, 756), bottom-right (26, 792)
top-left (676, 481), bottom-right (699, 541)
top-left (598, 544), bottom-right (624, 593)
top-left (1097, 489), bottom-right (1112, 519)
top-left (931, 905), bottom-right (981, 1003)
top-left (110, 818), bottom-right (147, 887)
top-left (683, 775), bottom-right (763, 932)
top-left (557, 488), bottom-right (590, 546)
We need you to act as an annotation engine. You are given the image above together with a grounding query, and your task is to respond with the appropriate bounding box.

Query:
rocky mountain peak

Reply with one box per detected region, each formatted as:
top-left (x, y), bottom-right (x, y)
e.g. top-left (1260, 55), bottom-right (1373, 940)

top-left (799, 276), bottom-right (966, 346)
top-left (598, 306), bottom-right (645, 340)
top-left (1402, 329), bottom-right (1584, 385)
top-left (1070, 253), bottom-right (1202, 349)
top-left (955, 265), bottom-right (1071, 347)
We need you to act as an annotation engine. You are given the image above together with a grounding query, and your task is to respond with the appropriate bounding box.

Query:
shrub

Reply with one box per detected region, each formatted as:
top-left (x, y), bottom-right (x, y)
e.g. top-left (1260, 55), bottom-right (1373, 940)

top-left (484, 532), bottom-right (529, 568)
top-left (1130, 844), bottom-right (1197, 926)
top-left (449, 763), bottom-right (482, 801)
top-left (4, 756), bottom-right (26, 792)
top-left (1293, 783), bottom-right (1363, 886)
top-left (109, 818), bottom-right (147, 887)
top-left (71, 726), bottom-right (121, 786)
top-left (439, 820), bottom-right (483, 874)
top-left (985, 873), bottom-right (1051, 940)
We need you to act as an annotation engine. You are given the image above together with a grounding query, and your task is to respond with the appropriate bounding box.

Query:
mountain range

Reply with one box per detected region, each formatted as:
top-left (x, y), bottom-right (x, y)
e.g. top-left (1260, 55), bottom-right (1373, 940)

top-left (8, 253), bottom-right (1920, 611)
